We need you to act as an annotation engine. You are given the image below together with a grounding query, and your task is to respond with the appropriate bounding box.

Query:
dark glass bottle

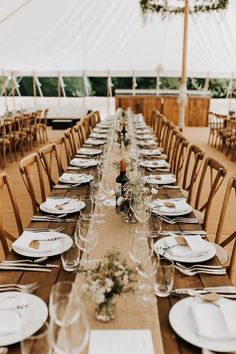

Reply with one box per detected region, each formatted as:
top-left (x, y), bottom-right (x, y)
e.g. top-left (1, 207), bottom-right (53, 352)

top-left (115, 160), bottom-right (129, 209)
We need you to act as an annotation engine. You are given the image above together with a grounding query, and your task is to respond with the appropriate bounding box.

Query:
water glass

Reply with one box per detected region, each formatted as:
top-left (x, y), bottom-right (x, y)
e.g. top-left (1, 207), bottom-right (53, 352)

top-left (49, 281), bottom-right (89, 354)
top-left (21, 323), bottom-right (50, 354)
top-left (61, 238), bottom-right (80, 272)
top-left (154, 258), bottom-right (174, 297)
top-left (79, 195), bottom-right (94, 219)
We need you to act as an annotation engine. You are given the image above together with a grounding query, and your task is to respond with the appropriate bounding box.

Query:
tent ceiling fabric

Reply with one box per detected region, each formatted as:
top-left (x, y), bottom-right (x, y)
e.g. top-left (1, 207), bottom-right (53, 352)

top-left (0, 0), bottom-right (236, 77)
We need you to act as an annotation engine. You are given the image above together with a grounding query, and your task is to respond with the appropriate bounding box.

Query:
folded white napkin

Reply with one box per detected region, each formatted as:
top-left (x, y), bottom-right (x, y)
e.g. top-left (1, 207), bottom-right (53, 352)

top-left (85, 138), bottom-right (105, 145)
top-left (13, 231), bottom-right (62, 253)
top-left (43, 197), bottom-right (79, 212)
top-left (90, 133), bottom-right (108, 139)
top-left (0, 295), bottom-right (23, 334)
top-left (139, 149), bottom-right (161, 156)
top-left (70, 158), bottom-right (98, 168)
top-left (144, 174), bottom-right (175, 184)
top-left (141, 160), bottom-right (168, 168)
top-left (164, 235), bottom-right (207, 257)
top-left (77, 148), bottom-right (102, 155)
top-left (190, 298), bottom-right (236, 340)
top-left (158, 199), bottom-right (190, 214)
top-left (139, 139), bottom-right (156, 146)
top-left (60, 173), bottom-right (90, 183)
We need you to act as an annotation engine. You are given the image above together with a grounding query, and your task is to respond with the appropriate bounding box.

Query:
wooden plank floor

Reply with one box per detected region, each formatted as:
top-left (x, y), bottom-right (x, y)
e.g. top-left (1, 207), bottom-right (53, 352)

top-left (1, 126), bottom-right (236, 281)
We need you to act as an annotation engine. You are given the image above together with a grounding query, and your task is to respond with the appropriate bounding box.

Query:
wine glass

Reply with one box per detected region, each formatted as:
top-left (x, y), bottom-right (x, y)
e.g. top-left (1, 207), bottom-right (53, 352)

top-left (129, 230), bottom-right (153, 296)
top-left (75, 216), bottom-right (99, 267)
top-left (49, 281), bottom-right (90, 354)
top-left (137, 255), bottom-right (159, 307)
top-left (130, 192), bottom-right (151, 231)
top-left (90, 179), bottom-right (106, 223)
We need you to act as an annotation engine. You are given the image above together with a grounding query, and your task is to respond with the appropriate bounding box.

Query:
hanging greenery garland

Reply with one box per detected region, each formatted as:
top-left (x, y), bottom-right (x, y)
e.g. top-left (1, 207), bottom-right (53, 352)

top-left (140, 0), bottom-right (229, 19)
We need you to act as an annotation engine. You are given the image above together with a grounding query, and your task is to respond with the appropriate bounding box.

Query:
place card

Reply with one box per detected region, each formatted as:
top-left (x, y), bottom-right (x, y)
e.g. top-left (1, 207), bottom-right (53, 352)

top-left (88, 329), bottom-right (155, 354)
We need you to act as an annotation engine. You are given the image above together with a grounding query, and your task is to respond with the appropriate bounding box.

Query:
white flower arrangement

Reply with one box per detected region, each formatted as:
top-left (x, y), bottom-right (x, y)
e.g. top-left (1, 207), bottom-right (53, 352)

top-left (81, 249), bottom-right (137, 305)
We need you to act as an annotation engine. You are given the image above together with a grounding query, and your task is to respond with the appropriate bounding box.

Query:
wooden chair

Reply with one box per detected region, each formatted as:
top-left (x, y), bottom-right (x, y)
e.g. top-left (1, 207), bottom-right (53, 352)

top-left (0, 119), bottom-right (13, 166)
top-left (38, 144), bottom-right (62, 191)
top-left (19, 153), bottom-right (47, 214)
top-left (211, 177), bottom-right (236, 281)
top-left (31, 110), bottom-right (43, 145)
top-left (0, 171), bottom-right (23, 256)
top-left (172, 135), bottom-right (189, 183)
top-left (193, 157), bottom-right (227, 231)
top-left (64, 128), bottom-right (76, 158)
top-left (51, 136), bottom-right (70, 170)
top-left (181, 144), bottom-right (205, 204)
top-left (71, 125), bottom-right (82, 152)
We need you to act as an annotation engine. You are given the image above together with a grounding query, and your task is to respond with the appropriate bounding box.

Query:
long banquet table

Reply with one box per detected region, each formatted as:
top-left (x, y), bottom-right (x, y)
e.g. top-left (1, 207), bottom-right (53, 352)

top-left (0, 117), bottom-right (232, 354)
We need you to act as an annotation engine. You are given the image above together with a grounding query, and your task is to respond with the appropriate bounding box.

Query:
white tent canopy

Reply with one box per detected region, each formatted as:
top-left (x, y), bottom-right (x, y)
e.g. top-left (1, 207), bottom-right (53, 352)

top-left (0, 0), bottom-right (236, 78)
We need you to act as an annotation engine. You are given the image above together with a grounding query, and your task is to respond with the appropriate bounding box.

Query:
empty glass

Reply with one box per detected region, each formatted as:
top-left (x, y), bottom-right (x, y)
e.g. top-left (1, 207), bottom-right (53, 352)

top-left (137, 256), bottom-right (159, 307)
top-left (79, 195), bottom-right (94, 219)
top-left (90, 179), bottom-right (106, 223)
top-left (154, 258), bottom-right (174, 297)
top-left (21, 322), bottom-right (50, 354)
top-left (61, 237), bottom-right (80, 272)
top-left (49, 281), bottom-right (89, 354)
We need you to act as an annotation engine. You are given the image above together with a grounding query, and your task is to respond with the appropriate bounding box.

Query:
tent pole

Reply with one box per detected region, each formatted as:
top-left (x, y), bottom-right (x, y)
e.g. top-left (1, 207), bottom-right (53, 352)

top-left (58, 72), bottom-right (61, 107)
top-left (178, 0), bottom-right (189, 132)
top-left (33, 74), bottom-right (37, 109)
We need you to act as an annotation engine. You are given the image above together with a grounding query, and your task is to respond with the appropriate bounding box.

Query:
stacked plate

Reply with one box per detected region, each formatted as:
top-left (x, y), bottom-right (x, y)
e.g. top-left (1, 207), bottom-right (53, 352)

top-left (144, 174), bottom-right (176, 185)
top-left (70, 158), bottom-right (98, 168)
top-left (77, 148), bottom-right (102, 156)
top-left (59, 173), bottom-right (94, 184)
top-left (0, 292), bottom-right (48, 346)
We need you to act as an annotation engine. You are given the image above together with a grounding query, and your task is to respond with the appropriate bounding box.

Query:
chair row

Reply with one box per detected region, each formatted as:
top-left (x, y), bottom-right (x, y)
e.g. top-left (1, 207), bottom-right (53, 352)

top-left (0, 109), bottom-right (49, 168)
top-left (149, 110), bottom-right (236, 279)
top-left (0, 110), bottom-right (100, 257)
top-left (208, 111), bottom-right (236, 161)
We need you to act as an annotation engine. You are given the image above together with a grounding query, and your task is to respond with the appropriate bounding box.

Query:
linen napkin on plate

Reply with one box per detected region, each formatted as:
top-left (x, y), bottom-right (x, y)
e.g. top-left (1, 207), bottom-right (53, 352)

top-left (13, 231), bottom-right (62, 253)
top-left (152, 199), bottom-right (190, 214)
top-left (144, 174), bottom-right (175, 184)
top-left (85, 138), bottom-right (104, 145)
top-left (164, 235), bottom-right (207, 257)
top-left (139, 149), bottom-right (161, 156)
top-left (0, 295), bottom-right (23, 334)
top-left (77, 148), bottom-right (102, 155)
top-left (141, 160), bottom-right (168, 168)
top-left (43, 197), bottom-right (79, 212)
top-left (70, 158), bottom-right (98, 168)
top-left (189, 298), bottom-right (236, 340)
top-left (60, 173), bottom-right (90, 183)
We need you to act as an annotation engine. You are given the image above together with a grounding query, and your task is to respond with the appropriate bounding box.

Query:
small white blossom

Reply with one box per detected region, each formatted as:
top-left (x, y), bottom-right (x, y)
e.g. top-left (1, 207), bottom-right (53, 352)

top-left (117, 196), bottom-right (124, 206)
top-left (151, 187), bottom-right (157, 194)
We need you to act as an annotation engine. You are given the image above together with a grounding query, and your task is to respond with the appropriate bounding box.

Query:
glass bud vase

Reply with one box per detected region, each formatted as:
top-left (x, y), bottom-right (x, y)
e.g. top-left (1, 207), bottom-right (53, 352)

top-left (95, 297), bottom-right (116, 322)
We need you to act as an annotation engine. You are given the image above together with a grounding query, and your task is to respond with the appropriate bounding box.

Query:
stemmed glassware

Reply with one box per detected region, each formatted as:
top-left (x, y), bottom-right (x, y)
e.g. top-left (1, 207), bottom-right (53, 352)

top-left (130, 191), bottom-right (152, 231)
top-left (49, 281), bottom-right (90, 354)
top-left (90, 179), bottom-right (106, 223)
top-left (137, 255), bottom-right (159, 307)
top-left (74, 216), bottom-right (99, 267)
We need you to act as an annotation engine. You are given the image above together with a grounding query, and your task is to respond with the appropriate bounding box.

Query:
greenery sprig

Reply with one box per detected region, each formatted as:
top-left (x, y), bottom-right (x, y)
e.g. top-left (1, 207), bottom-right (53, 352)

top-left (140, 0), bottom-right (229, 20)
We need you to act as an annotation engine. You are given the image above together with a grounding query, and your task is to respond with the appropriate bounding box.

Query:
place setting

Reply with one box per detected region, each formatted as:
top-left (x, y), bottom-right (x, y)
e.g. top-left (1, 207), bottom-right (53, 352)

top-left (139, 159), bottom-right (169, 170)
top-left (40, 196), bottom-right (86, 214)
top-left (85, 138), bottom-right (106, 146)
top-left (151, 198), bottom-right (193, 216)
top-left (58, 172), bottom-right (94, 185)
top-left (69, 158), bottom-right (99, 169)
top-left (76, 147), bottom-right (103, 156)
top-left (143, 173), bottom-right (176, 185)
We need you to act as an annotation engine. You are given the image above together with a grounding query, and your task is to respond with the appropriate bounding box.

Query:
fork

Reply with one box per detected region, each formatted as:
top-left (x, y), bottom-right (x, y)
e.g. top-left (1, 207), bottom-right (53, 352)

top-left (175, 262), bottom-right (224, 270)
top-left (162, 217), bottom-right (198, 224)
top-left (25, 226), bottom-right (64, 233)
top-left (175, 265), bottom-right (226, 276)
top-left (0, 282), bottom-right (39, 293)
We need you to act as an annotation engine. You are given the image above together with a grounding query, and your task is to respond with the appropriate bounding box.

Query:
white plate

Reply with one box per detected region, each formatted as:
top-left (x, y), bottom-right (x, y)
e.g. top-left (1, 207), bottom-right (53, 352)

top-left (85, 139), bottom-right (105, 145)
top-left (152, 203), bottom-right (192, 216)
top-left (70, 158), bottom-right (98, 168)
top-left (0, 292), bottom-right (48, 346)
top-left (59, 173), bottom-right (94, 184)
top-left (144, 174), bottom-right (176, 185)
top-left (13, 231), bottom-right (73, 257)
top-left (40, 199), bottom-right (85, 214)
top-left (154, 236), bottom-right (216, 262)
top-left (77, 148), bottom-right (102, 155)
top-left (140, 160), bottom-right (168, 169)
top-left (169, 297), bottom-right (236, 352)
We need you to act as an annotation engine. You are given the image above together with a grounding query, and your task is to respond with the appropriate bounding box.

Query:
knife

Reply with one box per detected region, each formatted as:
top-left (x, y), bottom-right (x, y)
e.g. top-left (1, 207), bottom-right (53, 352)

top-left (172, 286), bottom-right (236, 295)
top-left (159, 231), bottom-right (207, 236)
top-left (0, 262), bottom-right (59, 268)
top-left (0, 266), bottom-right (52, 272)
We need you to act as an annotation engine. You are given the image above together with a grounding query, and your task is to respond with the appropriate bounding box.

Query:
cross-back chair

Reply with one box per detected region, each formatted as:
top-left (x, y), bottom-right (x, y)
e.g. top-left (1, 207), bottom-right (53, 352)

top-left (0, 172), bottom-right (23, 256)
top-left (172, 135), bottom-right (189, 183)
top-left (181, 144), bottom-right (205, 204)
top-left (64, 128), bottom-right (76, 158)
top-left (38, 144), bottom-right (62, 191)
top-left (193, 157), bottom-right (227, 231)
top-left (51, 136), bottom-right (71, 169)
top-left (19, 153), bottom-right (47, 214)
top-left (0, 119), bottom-right (13, 166)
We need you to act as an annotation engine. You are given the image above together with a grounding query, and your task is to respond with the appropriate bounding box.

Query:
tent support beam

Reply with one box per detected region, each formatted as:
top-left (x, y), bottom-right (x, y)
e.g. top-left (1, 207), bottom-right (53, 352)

top-left (178, 0), bottom-right (189, 132)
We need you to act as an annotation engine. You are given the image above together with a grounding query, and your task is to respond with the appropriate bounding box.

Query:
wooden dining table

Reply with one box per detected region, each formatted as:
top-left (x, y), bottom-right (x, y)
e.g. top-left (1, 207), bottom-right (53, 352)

top-left (0, 119), bottom-right (232, 354)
